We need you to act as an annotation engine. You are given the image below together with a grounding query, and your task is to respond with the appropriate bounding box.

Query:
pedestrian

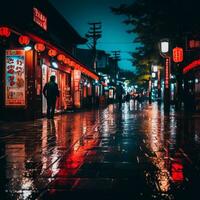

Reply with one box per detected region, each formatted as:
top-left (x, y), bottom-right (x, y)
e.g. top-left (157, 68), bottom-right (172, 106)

top-left (117, 83), bottom-right (123, 108)
top-left (43, 75), bottom-right (60, 119)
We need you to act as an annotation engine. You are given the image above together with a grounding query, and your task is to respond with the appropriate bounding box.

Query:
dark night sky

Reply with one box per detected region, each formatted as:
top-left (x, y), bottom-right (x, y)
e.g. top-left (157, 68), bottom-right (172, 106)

top-left (49, 0), bottom-right (138, 72)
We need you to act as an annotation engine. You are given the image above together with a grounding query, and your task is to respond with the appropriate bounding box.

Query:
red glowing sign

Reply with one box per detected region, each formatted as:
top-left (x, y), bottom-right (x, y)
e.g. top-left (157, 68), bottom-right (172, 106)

top-left (173, 47), bottom-right (183, 63)
top-left (183, 59), bottom-right (200, 74)
top-left (165, 57), bottom-right (170, 88)
top-left (188, 40), bottom-right (200, 49)
top-left (33, 8), bottom-right (47, 31)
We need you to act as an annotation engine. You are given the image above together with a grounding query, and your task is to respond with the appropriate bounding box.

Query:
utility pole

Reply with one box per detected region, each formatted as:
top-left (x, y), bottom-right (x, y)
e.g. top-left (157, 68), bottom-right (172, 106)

top-left (85, 22), bottom-right (102, 72)
top-left (111, 51), bottom-right (120, 86)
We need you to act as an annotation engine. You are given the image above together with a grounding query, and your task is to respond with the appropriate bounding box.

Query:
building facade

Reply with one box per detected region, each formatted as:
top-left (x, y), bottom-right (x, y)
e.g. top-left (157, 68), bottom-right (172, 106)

top-left (0, 0), bottom-right (99, 120)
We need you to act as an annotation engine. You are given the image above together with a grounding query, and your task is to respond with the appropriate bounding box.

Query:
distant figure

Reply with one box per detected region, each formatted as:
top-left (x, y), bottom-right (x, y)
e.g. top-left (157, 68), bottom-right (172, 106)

top-left (43, 75), bottom-right (59, 119)
top-left (125, 92), bottom-right (131, 102)
top-left (117, 83), bottom-right (124, 108)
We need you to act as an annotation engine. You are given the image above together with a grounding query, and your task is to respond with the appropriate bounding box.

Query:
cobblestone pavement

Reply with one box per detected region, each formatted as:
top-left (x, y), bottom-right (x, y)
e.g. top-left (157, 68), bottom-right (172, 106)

top-left (1, 101), bottom-right (200, 200)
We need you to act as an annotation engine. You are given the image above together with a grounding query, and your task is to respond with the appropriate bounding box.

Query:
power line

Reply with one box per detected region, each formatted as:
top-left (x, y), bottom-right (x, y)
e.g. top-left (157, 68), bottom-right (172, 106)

top-left (85, 22), bottom-right (102, 71)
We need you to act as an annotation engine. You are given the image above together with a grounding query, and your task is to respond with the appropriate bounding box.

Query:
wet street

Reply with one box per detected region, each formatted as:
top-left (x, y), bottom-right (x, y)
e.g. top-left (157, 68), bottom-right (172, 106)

top-left (1, 101), bottom-right (200, 200)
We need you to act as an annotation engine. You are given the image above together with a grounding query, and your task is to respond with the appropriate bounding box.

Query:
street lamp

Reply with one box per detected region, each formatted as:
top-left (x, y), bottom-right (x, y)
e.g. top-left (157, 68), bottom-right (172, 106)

top-left (160, 39), bottom-right (169, 54)
top-left (159, 39), bottom-right (171, 110)
top-left (172, 46), bottom-right (184, 110)
top-left (152, 65), bottom-right (158, 72)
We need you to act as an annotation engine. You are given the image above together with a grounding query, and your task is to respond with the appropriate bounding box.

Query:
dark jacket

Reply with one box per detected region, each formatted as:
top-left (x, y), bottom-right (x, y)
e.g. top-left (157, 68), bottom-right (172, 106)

top-left (43, 81), bottom-right (59, 100)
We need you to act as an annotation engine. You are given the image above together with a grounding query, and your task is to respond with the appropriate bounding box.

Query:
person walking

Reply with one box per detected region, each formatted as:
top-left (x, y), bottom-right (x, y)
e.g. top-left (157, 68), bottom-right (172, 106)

top-left (43, 75), bottom-right (60, 119)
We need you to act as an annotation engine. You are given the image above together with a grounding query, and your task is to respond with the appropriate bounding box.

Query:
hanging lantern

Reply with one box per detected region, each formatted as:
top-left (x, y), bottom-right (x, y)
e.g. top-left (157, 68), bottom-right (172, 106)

top-left (75, 64), bottom-right (80, 70)
top-left (0, 27), bottom-right (11, 38)
top-left (173, 47), bottom-right (183, 63)
top-left (70, 61), bottom-right (75, 67)
top-left (57, 54), bottom-right (65, 62)
top-left (63, 57), bottom-right (69, 64)
top-left (48, 49), bottom-right (57, 57)
top-left (18, 35), bottom-right (30, 46)
top-left (34, 43), bottom-right (45, 52)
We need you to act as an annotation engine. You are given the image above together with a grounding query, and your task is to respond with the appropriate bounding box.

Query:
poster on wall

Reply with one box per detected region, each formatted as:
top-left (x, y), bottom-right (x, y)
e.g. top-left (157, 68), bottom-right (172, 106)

top-left (109, 88), bottom-right (114, 99)
top-left (5, 50), bottom-right (26, 106)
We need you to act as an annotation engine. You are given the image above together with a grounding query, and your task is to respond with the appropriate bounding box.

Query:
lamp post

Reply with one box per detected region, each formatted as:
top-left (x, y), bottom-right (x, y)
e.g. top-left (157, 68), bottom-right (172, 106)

top-left (172, 47), bottom-right (184, 110)
top-left (159, 39), bottom-right (171, 110)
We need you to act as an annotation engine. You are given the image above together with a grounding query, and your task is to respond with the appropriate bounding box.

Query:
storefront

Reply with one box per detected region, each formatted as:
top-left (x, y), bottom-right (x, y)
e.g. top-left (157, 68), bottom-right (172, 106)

top-left (0, 0), bottom-right (99, 120)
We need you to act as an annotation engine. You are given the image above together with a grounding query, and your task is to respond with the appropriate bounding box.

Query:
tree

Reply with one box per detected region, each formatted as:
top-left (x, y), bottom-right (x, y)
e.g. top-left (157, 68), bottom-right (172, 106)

top-left (111, 0), bottom-right (200, 86)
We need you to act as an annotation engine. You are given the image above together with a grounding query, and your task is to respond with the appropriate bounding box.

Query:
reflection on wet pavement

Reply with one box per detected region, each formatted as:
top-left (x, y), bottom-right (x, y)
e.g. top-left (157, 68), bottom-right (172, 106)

top-left (1, 101), bottom-right (200, 199)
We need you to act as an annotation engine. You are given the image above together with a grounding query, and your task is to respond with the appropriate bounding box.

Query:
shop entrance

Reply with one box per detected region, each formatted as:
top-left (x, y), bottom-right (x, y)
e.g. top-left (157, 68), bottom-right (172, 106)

top-left (42, 64), bottom-right (59, 115)
top-left (42, 64), bottom-right (71, 115)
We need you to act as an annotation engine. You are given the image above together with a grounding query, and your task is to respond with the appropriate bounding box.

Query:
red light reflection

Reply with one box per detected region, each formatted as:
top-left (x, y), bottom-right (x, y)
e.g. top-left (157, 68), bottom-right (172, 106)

top-left (171, 159), bottom-right (184, 182)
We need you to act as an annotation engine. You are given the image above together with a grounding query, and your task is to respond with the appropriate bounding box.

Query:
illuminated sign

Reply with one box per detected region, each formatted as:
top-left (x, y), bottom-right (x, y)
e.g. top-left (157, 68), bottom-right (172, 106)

top-left (173, 47), bottom-right (183, 63)
top-left (188, 40), bottom-right (200, 49)
top-left (5, 50), bottom-right (26, 106)
top-left (165, 57), bottom-right (170, 89)
top-left (183, 59), bottom-right (200, 74)
top-left (33, 7), bottom-right (47, 31)
top-left (109, 88), bottom-right (114, 98)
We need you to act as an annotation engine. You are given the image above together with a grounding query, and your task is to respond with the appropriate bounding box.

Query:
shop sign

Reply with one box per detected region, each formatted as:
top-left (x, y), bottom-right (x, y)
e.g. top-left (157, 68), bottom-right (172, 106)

top-left (188, 40), bottom-right (200, 49)
top-left (109, 88), bottom-right (114, 99)
top-left (183, 59), bottom-right (200, 74)
top-left (74, 70), bottom-right (81, 80)
top-left (5, 50), bottom-right (26, 106)
top-left (165, 57), bottom-right (170, 89)
top-left (33, 7), bottom-right (47, 31)
top-left (186, 35), bottom-right (200, 50)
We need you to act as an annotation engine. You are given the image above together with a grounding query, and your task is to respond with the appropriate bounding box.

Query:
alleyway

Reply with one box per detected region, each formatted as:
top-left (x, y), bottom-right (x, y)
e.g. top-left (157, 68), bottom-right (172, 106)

top-left (1, 101), bottom-right (200, 200)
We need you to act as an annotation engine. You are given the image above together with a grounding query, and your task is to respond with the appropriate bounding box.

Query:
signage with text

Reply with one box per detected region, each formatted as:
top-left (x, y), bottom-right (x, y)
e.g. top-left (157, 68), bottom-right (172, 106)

top-left (33, 7), bottom-right (47, 31)
top-left (165, 57), bottom-right (170, 89)
top-left (5, 50), bottom-right (26, 106)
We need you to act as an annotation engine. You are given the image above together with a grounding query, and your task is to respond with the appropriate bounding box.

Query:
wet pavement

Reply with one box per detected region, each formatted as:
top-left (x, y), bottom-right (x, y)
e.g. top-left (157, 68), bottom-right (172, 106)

top-left (1, 101), bottom-right (200, 200)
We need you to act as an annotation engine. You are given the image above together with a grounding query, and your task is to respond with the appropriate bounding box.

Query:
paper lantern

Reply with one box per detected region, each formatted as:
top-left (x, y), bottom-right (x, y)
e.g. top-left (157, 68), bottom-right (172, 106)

top-left (57, 54), bottom-right (65, 62)
top-left (173, 47), bottom-right (183, 63)
top-left (70, 61), bottom-right (75, 67)
top-left (63, 57), bottom-right (69, 64)
top-left (34, 43), bottom-right (45, 52)
top-left (0, 27), bottom-right (11, 38)
top-left (18, 35), bottom-right (30, 45)
top-left (48, 49), bottom-right (57, 57)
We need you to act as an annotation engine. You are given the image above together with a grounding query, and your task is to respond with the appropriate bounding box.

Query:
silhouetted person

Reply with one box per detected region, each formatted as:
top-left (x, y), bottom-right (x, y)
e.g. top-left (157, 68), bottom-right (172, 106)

top-left (125, 92), bottom-right (131, 102)
top-left (117, 83), bottom-right (123, 108)
top-left (43, 75), bottom-right (59, 119)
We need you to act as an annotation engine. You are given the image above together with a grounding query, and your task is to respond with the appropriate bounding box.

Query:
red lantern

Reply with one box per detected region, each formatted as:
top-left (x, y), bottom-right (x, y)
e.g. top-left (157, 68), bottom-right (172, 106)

top-left (57, 54), bottom-right (65, 62)
top-left (63, 58), bottom-right (69, 64)
top-left (70, 61), bottom-right (75, 67)
top-left (0, 27), bottom-right (11, 37)
top-left (18, 35), bottom-right (30, 45)
top-left (34, 43), bottom-right (45, 52)
top-left (173, 47), bottom-right (183, 63)
top-left (48, 49), bottom-right (57, 57)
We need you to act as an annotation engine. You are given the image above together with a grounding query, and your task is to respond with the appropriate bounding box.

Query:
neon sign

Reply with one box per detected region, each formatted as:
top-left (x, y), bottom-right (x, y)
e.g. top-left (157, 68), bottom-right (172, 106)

top-left (183, 59), bottom-right (200, 74)
top-left (188, 40), bottom-right (200, 49)
top-left (165, 57), bottom-right (170, 88)
top-left (33, 8), bottom-right (47, 31)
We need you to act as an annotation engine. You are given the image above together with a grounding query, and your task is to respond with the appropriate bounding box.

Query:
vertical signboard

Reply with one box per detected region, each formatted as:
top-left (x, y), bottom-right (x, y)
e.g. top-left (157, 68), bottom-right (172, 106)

top-left (73, 70), bottom-right (81, 108)
top-left (165, 57), bottom-right (170, 89)
top-left (5, 50), bottom-right (26, 106)
top-left (33, 7), bottom-right (47, 31)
